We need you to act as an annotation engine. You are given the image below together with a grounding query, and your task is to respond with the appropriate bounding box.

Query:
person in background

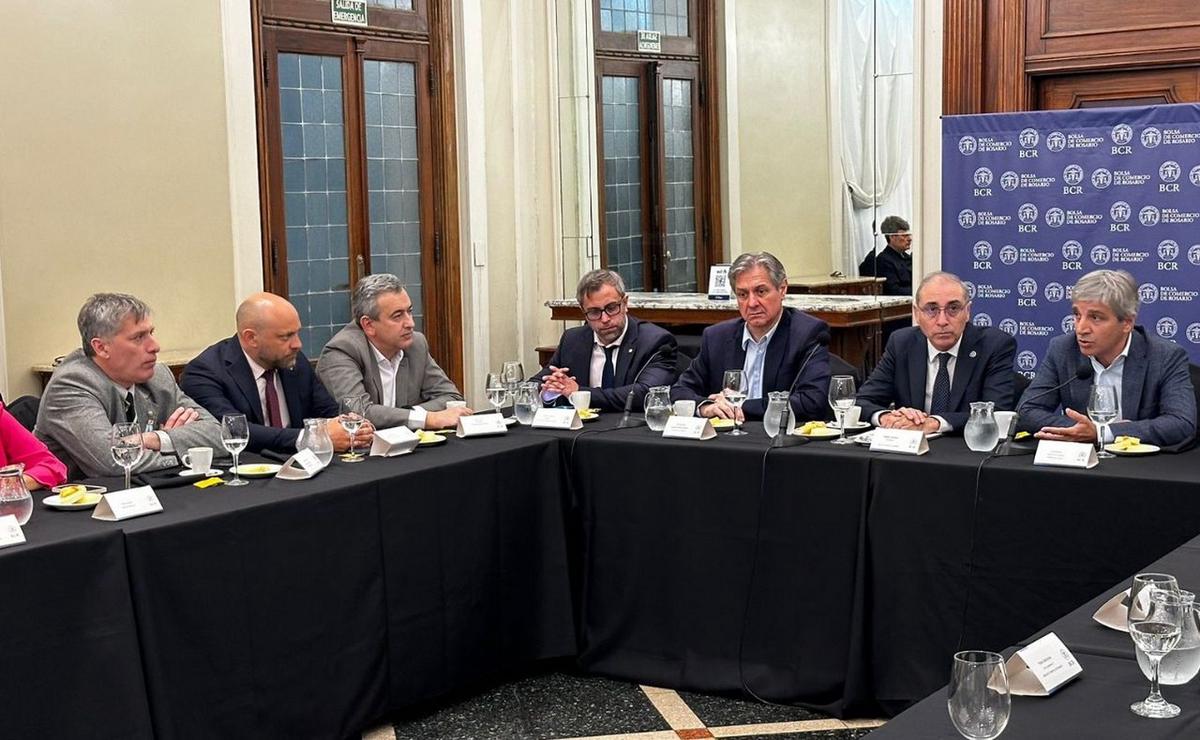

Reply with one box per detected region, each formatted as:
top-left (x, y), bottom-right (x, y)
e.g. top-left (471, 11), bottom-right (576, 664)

top-left (0, 402), bottom-right (67, 490)
top-left (859, 215), bottom-right (913, 297)
top-left (533, 269), bottom-right (677, 411)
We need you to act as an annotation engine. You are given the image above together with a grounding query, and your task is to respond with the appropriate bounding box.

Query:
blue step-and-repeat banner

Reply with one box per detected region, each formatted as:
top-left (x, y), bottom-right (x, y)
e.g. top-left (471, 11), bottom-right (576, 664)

top-left (942, 103), bottom-right (1200, 376)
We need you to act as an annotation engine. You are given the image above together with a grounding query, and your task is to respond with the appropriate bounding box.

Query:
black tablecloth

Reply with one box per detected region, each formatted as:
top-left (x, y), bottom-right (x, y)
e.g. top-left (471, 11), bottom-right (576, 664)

top-left (572, 423), bottom-right (872, 714)
top-left (870, 533), bottom-right (1200, 738)
top-left (1, 432), bottom-right (575, 739)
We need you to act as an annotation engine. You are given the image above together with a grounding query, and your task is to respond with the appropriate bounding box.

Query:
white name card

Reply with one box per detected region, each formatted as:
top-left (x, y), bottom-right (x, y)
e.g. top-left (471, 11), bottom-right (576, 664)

top-left (0, 514), bottom-right (26, 549)
top-left (277, 448), bottom-right (326, 480)
top-left (532, 407), bottom-right (582, 430)
top-left (869, 428), bottom-right (929, 455)
top-left (1034, 440), bottom-right (1098, 469)
top-left (1006, 632), bottom-right (1082, 696)
top-left (662, 415), bottom-right (716, 440)
top-left (457, 414), bottom-right (509, 438)
top-left (92, 486), bottom-right (163, 522)
top-left (370, 426), bottom-right (420, 457)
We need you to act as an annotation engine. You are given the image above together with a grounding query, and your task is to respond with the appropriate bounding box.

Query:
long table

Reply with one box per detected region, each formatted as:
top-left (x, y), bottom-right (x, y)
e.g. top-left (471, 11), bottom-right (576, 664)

top-left (1, 433), bottom-right (575, 739)
top-left (6, 417), bottom-right (1200, 735)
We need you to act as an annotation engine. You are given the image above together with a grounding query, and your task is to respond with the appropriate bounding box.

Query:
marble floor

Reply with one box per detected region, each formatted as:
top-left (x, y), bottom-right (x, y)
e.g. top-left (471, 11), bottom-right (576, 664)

top-left (363, 669), bottom-right (886, 740)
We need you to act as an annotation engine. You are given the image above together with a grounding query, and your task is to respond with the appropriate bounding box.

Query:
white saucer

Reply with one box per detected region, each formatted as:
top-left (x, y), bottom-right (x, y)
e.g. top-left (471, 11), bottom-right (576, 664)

top-left (178, 469), bottom-right (223, 477)
top-left (828, 421), bottom-right (871, 430)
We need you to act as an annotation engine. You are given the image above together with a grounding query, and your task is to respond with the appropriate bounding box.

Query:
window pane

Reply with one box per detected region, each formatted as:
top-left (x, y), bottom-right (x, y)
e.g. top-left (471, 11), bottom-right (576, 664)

top-left (661, 78), bottom-right (696, 291)
top-left (278, 53), bottom-right (351, 354)
top-left (364, 59), bottom-right (425, 331)
top-left (366, 0), bottom-right (414, 9)
top-left (601, 75), bottom-right (644, 291)
top-left (598, 0), bottom-right (688, 36)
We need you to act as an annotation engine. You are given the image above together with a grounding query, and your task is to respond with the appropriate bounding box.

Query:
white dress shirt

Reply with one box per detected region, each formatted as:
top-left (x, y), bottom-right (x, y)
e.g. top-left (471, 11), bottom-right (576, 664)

top-left (1090, 332), bottom-right (1132, 443)
top-left (589, 320), bottom-right (630, 388)
top-left (869, 336), bottom-right (962, 432)
top-left (243, 351), bottom-right (291, 429)
top-left (370, 343), bottom-right (427, 429)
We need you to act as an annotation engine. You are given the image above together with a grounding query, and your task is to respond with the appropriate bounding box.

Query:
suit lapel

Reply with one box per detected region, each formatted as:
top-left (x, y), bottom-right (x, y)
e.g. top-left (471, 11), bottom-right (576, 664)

top-left (948, 326), bottom-right (979, 410)
top-left (395, 353), bottom-right (411, 406)
top-left (224, 341), bottom-right (265, 423)
top-left (279, 364), bottom-right (304, 427)
top-left (907, 331), bottom-right (928, 410)
top-left (1119, 330), bottom-right (1147, 420)
top-left (726, 320), bottom-right (748, 386)
top-left (760, 310), bottom-right (792, 395)
top-left (614, 318), bottom-right (640, 384)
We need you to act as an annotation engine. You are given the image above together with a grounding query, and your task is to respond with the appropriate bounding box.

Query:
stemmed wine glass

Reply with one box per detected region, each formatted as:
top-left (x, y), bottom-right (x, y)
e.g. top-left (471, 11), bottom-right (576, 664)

top-left (502, 361), bottom-right (525, 398)
top-left (1130, 589), bottom-right (1187, 719)
top-left (1088, 384), bottom-right (1118, 459)
top-left (722, 369), bottom-right (748, 435)
top-left (221, 414), bottom-right (250, 486)
top-left (485, 372), bottom-right (509, 417)
top-left (109, 422), bottom-right (144, 491)
top-left (339, 397), bottom-right (366, 463)
top-left (828, 375), bottom-right (857, 445)
top-left (947, 650), bottom-right (1010, 739)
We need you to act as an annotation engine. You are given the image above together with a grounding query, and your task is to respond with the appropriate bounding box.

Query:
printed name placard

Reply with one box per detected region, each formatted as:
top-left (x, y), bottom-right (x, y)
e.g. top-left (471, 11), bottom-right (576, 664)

top-left (1006, 632), bottom-right (1083, 696)
top-left (457, 414), bottom-right (509, 438)
top-left (0, 515), bottom-right (26, 549)
top-left (662, 416), bottom-right (716, 440)
top-left (277, 448), bottom-right (326, 480)
top-left (532, 407), bottom-right (582, 430)
top-left (869, 428), bottom-right (929, 455)
top-left (92, 486), bottom-right (163, 522)
top-left (1034, 440), bottom-right (1098, 469)
top-left (370, 426), bottom-right (420, 457)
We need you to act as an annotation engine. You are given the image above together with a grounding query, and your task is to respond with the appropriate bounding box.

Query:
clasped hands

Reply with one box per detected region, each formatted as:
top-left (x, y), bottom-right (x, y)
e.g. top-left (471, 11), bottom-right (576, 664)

top-left (540, 365), bottom-right (580, 398)
top-left (879, 407), bottom-right (941, 434)
top-left (700, 393), bottom-right (743, 421)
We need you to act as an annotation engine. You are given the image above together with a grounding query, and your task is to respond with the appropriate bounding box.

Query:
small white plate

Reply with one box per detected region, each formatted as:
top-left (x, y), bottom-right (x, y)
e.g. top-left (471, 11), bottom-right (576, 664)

top-left (1105, 442), bottom-right (1160, 456)
top-left (42, 492), bottom-right (105, 510)
top-left (827, 421), bottom-right (871, 431)
top-left (504, 417), bottom-right (518, 426)
top-left (178, 469), bottom-right (224, 477)
top-left (229, 463), bottom-right (282, 478)
top-left (796, 426), bottom-right (843, 439)
top-left (51, 483), bottom-right (107, 495)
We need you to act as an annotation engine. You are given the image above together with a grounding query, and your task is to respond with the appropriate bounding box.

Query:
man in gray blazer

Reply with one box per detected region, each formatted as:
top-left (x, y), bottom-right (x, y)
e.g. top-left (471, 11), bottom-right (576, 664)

top-left (1019, 269), bottom-right (1196, 447)
top-left (317, 274), bottom-right (471, 430)
top-left (35, 293), bottom-right (224, 478)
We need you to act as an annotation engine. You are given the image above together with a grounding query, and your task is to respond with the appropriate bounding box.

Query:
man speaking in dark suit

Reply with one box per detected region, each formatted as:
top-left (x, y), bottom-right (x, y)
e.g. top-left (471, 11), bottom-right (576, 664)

top-left (856, 271), bottom-right (1017, 434)
top-left (181, 293), bottom-right (368, 454)
top-left (534, 269), bottom-right (677, 411)
top-left (672, 251), bottom-right (830, 421)
top-left (1019, 269), bottom-right (1196, 447)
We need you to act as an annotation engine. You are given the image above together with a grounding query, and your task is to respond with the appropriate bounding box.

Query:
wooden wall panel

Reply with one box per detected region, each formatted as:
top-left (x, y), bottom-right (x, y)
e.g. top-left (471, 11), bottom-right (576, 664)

top-left (1038, 67), bottom-right (1200, 109)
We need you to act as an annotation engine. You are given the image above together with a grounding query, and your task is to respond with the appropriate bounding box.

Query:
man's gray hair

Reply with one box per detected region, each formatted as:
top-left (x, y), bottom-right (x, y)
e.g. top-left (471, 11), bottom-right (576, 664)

top-left (915, 271), bottom-right (970, 304)
top-left (78, 293), bottom-right (151, 357)
top-left (1072, 269), bottom-right (1138, 320)
top-left (575, 269), bottom-right (626, 304)
top-left (881, 215), bottom-right (910, 235)
top-left (353, 273), bottom-right (406, 323)
top-left (728, 251), bottom-right (787, 289)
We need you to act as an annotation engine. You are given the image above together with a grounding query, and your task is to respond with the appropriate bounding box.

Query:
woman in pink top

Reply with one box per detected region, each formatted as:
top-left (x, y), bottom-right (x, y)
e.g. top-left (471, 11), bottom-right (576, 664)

top-left (0, 403), bottom-right (67, 490)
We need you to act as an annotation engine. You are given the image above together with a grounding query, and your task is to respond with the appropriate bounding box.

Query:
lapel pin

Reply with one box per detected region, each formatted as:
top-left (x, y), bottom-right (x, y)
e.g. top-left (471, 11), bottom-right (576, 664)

top-left (969, 350), bottom-right (977, 358)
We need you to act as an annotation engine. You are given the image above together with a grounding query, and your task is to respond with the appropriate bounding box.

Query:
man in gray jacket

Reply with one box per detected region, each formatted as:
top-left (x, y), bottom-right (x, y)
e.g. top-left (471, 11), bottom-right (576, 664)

top-left (36, 293), bottom-right (223, 477)
top-left (318, 274), bottom-right (471, 430)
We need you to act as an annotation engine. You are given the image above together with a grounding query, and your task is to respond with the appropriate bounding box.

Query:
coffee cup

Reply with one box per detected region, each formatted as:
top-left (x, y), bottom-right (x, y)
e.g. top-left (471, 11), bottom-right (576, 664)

top-left (673, 400), bottom-right (696, 417)
top-left (569, 390), bottom-right (592, 411)
top-left (842, 405), bottom-right (862, 427)
top-left (182, 447), bottom-right (213, 474)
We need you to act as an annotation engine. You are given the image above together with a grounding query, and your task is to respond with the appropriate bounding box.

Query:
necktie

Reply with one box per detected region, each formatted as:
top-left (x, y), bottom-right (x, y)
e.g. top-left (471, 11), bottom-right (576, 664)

top-left (263, 369), bottom-right (283, 427)
top-left (929, 352), bottom-right (951, 415)
top-left (124, 391), bottom-right (136, 423)
top-left (601, 346), bottom-right (618, 389)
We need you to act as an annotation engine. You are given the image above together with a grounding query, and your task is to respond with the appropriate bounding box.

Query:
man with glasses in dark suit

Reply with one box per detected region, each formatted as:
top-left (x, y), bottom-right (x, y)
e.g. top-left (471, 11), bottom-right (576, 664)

top-left (856, 271), bottom-right (1016, 434)
top-left (534, 269), bottom-right (677, 411)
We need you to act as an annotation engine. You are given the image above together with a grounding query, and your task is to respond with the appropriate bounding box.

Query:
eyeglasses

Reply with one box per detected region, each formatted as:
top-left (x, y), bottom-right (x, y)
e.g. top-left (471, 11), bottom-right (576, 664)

top-left (582, 301), bottom-right (624, 321)
top-left (916, 302), bottom-right (966, 319)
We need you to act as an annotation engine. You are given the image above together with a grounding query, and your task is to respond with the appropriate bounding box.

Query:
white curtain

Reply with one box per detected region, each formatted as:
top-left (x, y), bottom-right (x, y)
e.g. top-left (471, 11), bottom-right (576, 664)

top-left (829, 0), bottom-right (914, 274)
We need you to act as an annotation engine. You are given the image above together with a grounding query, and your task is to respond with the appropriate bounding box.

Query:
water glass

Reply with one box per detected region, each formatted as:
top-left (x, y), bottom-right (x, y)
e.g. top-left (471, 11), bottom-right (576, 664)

top-left (513, 382), bottom-right (540, 425)
top-left (644, 386), bottom-right (672, 431)
top-left (828, 375), bottom-right (857, 445)
top-left (221, 414), bottom-right (250, 485)
top-left (722, 369), bottom-right (748, 435)
top-left (485, 372), bottom-right (509, 416)
top-left (1088, 384), bottom-right (1118, 459)
top-left (1130, 589), bottom-right (1187, 718)
top-left (502, 361), bottom-right (525, 396)
top-left (338, 398), bottom-right (366, 464)
top-left (109, 421), bottom-right (144, 492)
top-left (947, 650), bottom-right (1010, 739)
top-left (1129, 573), bottom-right (1181, 627)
